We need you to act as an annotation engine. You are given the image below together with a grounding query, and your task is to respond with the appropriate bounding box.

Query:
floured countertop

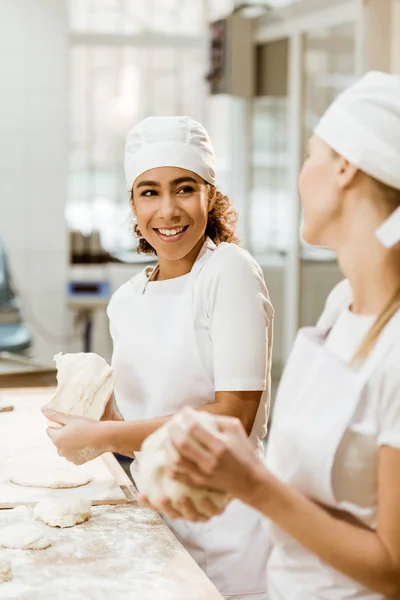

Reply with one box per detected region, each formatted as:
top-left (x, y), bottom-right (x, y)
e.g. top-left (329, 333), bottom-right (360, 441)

top-left (0, 504), bottom-right (222, 600)
top-left (0, 389), bottom-right (133, 507)
top-left (0, 387), bottom-right (223, 599)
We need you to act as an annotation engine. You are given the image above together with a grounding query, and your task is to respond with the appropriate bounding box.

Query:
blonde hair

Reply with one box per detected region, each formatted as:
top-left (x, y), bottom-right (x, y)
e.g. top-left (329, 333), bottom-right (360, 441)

top-left (352, 177), bottom-right (400, 364)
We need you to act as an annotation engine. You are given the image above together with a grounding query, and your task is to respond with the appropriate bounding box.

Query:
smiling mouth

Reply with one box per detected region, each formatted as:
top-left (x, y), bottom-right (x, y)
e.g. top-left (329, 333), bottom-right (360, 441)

top-left (153, 225), bottom-right (189, 239)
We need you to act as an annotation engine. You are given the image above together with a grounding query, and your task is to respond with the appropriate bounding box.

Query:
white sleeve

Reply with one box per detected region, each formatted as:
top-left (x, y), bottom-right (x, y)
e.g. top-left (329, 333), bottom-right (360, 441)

top-left (204, 247), bottom-right (273, 392)
top-left (377, 353), bottom-right (400, 448)
top-left (106, 298), bottom-right (118, 344)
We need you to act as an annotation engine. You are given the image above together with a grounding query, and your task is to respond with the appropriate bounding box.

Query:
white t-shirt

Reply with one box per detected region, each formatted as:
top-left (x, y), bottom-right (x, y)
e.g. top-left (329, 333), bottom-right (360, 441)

top-left (108, 239), bottom-right (274, 403)
top-left (317, 280), bottom-right (400, 528)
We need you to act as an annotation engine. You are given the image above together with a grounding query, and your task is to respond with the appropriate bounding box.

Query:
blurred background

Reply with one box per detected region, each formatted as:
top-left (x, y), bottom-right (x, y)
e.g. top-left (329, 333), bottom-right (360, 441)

top-left (0, 0), bottom-right (399, 389)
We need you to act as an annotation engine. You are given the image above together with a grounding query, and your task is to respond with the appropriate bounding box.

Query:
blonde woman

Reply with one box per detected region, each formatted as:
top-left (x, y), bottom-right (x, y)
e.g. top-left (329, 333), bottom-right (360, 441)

top-left (151, 72), bottom-right (400, 599)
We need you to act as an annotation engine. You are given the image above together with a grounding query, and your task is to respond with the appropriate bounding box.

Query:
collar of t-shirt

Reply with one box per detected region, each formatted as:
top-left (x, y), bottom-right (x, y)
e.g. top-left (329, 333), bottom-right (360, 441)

top-left (325, 307), bottom-right (376, 363)
top-left (144, 237), bottom-right (215, 294)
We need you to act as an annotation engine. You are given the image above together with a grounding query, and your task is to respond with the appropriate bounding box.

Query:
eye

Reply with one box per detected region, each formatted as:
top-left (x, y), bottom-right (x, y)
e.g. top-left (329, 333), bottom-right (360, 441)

top-left (177, 186), bottom-right (194, 195)
top-left (141, 189), bottom-right (157, 197)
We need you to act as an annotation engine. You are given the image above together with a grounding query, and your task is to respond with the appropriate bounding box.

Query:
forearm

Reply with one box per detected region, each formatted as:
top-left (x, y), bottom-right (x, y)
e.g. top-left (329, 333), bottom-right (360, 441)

top-left (246, 469), bottom-right (400, 596)
top-left (101, 394), bottom-right (258, 456)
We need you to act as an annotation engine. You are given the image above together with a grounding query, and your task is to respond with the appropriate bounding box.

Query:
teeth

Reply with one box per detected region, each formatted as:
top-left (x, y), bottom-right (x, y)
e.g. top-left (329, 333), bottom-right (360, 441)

top-left (158, 227), bottom-right (185, 237)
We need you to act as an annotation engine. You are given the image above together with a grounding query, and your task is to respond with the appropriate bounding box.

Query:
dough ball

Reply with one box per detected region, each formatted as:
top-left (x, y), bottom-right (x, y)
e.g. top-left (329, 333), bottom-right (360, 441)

top-left (34, 498), bottom-right (92, 528)
top-left (9, 469), bottom-right (91, 489)
top-left (138, 411), bottom-right (229, 515)
top-left (44, 352), bottom-right (113, 420)
top-left (0, 524), bottom-right (51, 550)
top-left (0, 558), bottom-right (12, 583)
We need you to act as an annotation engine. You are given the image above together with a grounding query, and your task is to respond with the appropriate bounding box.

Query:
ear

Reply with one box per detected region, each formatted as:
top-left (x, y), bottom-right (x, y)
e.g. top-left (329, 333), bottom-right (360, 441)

top-left (208, 186), bottom-right (217, 212)
top-left (336, 157), bottom-right (359, 190)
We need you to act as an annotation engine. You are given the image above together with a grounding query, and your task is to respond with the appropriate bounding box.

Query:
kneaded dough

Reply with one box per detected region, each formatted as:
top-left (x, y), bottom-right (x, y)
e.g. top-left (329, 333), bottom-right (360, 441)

top-left (0, 524), bottom-right (51, 550)
top-left (34, 498), bottom-right (91, 528)
top-left (10, 469), bottom-right (91, 489)
top-left (43, 352), bottom-right (114, 420)
top-left (138, 411), bottom-right (229, 515)
top-left (0, 558), bottom-right (12, 583)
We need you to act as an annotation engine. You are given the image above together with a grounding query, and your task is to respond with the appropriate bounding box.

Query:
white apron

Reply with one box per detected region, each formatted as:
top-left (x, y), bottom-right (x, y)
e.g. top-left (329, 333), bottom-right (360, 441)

top-left (112, 244), bottom-right (271, 600)
top-left (265, 308), bottom-right (400, 600)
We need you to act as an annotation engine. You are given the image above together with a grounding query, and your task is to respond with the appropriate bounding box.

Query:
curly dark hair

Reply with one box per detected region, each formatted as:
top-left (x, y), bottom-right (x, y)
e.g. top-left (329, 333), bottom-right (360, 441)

top-left (130, 184), bottom-right (239, 255)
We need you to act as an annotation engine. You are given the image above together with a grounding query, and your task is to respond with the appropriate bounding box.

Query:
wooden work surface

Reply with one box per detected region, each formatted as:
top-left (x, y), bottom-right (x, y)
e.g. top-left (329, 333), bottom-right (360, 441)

top-left (0, 388), bottom-right (223, 600)
top-left (0, 388), bottom-right (135, 508)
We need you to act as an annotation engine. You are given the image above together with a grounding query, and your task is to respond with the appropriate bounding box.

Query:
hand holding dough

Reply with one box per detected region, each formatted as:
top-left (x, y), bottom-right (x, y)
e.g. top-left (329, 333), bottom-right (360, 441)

top-left (43, 352), bottom-right (114, 421)
top-left (137, 411), bottom-right (229, 515)
top-left (34, 498), bottom-right (92, 528)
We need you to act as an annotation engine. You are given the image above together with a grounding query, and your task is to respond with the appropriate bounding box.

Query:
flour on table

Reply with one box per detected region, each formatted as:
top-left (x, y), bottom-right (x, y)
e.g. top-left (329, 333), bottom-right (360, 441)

top-left (34, 498), bottom-right (92, 528)
top-left (131, 508), bottom-right (161, 525)
top-left (0, 583), bottom-right (34, 600)
top-left (9, 469), bottom-right (91, 489)
top-left (43, 352), bottom-right (114, 420)
top-left (0, 558), bottom-right (12, 583)
top-left (0, 524), bottom-right (51, 550)
top-left (137, 411), bottom-right (229, 515)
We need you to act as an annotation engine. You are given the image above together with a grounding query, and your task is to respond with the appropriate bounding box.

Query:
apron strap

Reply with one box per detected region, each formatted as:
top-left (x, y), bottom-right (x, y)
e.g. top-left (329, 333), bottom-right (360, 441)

top-left (141, 237), bottom-right (215, 294)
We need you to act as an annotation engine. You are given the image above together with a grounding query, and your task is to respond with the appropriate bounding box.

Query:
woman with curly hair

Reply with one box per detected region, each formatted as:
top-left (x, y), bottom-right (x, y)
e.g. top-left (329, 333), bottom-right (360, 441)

top-left (44, 116), bottom-right (274, 599)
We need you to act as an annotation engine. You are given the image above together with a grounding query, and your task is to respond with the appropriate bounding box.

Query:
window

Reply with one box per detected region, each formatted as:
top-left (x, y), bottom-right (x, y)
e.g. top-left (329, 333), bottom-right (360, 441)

top-left (67, 0), bottom-right (207, 253)
top-left (249, 22), bottom-right (356, 261)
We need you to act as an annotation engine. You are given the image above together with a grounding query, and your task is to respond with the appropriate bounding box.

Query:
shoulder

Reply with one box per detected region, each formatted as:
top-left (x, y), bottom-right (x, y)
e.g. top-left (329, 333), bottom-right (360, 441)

top-left (197, 242), bottom-right (273, 318)
top-left (317, 279), bottom-right (352, 331)
top-left (201, 242), bottom-right (265, 282)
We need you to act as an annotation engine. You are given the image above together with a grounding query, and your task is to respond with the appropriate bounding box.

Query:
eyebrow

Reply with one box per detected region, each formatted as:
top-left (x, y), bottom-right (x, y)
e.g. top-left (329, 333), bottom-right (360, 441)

top-left (136, 176), bottom-right (199, 189)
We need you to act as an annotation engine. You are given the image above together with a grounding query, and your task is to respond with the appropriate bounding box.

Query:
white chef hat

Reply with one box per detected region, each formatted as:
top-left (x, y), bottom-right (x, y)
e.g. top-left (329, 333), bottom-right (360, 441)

top-left (314, 71), bottom-right (400, 248)
top-left (124, 116), bottom-right (216, 191)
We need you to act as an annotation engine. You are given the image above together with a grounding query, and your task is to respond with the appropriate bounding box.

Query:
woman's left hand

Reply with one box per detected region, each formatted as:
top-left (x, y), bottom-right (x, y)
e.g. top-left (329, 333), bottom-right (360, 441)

top-left (41, 408), bottom-right (111, 465)
top-left (166, 408), bottom-right (267, 504)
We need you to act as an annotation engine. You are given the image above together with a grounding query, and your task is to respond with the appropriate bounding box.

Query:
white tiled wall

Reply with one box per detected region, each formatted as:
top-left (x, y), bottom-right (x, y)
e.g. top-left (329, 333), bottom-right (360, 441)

top-left (0, 0), bottom-right (69, 365)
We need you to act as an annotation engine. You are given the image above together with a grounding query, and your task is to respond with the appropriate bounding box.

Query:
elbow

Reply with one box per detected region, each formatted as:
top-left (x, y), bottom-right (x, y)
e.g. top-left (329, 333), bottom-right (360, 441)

top-left (240, 409), bottom-right (258, 436)
top-left (373, 570), bottom-right (400, 598)
top-left (382, 579), bottom-right (400, 598)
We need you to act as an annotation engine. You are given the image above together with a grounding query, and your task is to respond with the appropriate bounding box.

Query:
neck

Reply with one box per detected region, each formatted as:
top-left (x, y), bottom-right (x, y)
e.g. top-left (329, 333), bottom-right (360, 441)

top-left (156, 236), bottom-right (206, 281)
top-left (333, 198), bottom-right (400, 315)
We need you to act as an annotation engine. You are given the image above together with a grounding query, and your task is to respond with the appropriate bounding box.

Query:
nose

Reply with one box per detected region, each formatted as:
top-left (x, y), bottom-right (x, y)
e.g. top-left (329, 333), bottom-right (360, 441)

top-left (158, 192), bottom-right (179, 221)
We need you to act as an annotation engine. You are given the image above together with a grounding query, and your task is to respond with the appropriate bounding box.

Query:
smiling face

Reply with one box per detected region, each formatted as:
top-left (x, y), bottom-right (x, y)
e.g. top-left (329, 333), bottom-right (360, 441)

top-left (131, 166), bottom-right (213, 261)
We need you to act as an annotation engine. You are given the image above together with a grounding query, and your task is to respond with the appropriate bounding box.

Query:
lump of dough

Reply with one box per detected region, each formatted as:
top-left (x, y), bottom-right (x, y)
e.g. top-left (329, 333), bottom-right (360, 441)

top-left (0, 558), bottom-right (12, 583)
top-left (137, 411), bottom-right (229, 516)
top-left (0, 524), bottom-right (51, 550)
top-left (43, 352), bottom-right (114, 420)
top-left (34, 498), bottom-right (91, 528)
top-left (10, 469), bottom-right (91, 489)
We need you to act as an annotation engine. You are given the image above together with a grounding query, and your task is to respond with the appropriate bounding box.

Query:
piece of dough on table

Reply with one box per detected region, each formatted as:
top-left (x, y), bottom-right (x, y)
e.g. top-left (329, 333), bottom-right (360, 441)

top-left (9, 469), bottom-right (91, 489)
top-left (34, 498), bottom-right (91, 528)
top-left (0, 524), bottom-right (51, 550)
top-left (43, 352), bottom-right (114, 421)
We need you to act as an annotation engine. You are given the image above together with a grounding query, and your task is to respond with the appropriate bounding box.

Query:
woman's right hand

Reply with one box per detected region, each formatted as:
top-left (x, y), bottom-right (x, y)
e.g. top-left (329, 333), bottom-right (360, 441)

top-left (101, 393), bottom-right (123, 422)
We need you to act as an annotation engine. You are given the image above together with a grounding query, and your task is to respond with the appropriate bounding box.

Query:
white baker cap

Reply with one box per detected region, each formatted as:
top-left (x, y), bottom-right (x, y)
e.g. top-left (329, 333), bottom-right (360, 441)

top-left (124, 116), bottom-right (216, 190)
top-left (315, 71), bottom-right (400, 247)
